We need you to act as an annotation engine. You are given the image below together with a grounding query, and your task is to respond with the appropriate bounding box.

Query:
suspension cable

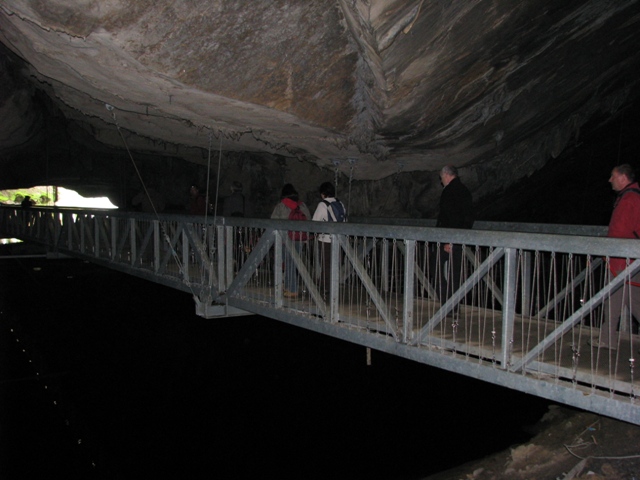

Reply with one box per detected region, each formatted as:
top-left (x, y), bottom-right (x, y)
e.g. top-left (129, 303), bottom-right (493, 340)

top-left (109, 106), bottom-right (195, 296)
top-left (203, 131), bottom-right (213, 227)
top-left (110, 109), bottom-right (161, 220)
top-left (212, 131), bottom-right (223, 225)
top-left (202, 131), bottom-right (224, 299)
top-left (197, 131), bottom-right (215, 288)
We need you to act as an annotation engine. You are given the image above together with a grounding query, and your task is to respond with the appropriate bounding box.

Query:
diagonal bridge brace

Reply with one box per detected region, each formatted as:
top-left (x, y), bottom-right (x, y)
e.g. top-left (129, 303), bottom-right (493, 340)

top-left (222, 228), bottom-right (276, 299)
top-left (416, 247), bottom-right (506, 345)
top-left (338, 235), bottom-right (399, 341)
top-left (223, 229), bottom-right (326, 317)
top-left (195, 228), bottom-right (278, 317)
top-left (510, 259), bottom-right (640, 373)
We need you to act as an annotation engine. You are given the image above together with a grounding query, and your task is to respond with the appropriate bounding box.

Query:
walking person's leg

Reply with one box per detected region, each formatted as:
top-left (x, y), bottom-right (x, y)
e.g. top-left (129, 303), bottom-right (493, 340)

top-left (596, 277), bottom-right (625, 349)
top-left (283, 242), bottom-right (299, 296)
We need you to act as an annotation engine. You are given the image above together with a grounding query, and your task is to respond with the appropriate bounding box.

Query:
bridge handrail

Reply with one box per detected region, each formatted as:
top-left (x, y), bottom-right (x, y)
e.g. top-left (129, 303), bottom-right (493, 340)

top-left (1, 205), bottom-right (608, 240)
top-left (350, 216), bottom-right (608, 237)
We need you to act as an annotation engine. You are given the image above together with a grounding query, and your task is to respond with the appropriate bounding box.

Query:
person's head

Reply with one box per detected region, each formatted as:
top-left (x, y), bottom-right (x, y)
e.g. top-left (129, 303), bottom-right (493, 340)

top-left (231, 181), bottom-right (243, 193)
top-left (190, 185), bottom-right (201, 197)
top-left (318, 181), bottom-right (335, 199)
top-left (610, 164), bottom-right (635, 192)
top-left (439, 165), bottom-right (458, 187)
top-left (281, 183), bottom-right (298, 200)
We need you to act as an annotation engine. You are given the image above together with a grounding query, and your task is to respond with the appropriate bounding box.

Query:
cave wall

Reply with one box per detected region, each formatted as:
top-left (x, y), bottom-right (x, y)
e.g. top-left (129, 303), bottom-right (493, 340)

top-left (3, 44), bottom-right (638, 223)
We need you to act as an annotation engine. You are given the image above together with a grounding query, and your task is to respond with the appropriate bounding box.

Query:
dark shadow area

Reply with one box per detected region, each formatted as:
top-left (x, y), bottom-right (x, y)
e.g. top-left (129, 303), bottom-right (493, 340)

top-left (475, 103), bottom-right (640, 226)
top-left (0, 251), bottom-right (551, 479)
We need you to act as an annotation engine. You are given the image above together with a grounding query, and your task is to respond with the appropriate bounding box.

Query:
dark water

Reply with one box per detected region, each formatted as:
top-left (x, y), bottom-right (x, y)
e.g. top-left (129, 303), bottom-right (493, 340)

top-left (1, 254), bottom-right (551, 479)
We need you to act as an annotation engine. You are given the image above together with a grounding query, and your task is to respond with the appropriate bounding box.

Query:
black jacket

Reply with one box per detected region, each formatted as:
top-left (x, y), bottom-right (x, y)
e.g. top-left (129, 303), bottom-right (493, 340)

top-left (437, 177), bottom-right (474, 229)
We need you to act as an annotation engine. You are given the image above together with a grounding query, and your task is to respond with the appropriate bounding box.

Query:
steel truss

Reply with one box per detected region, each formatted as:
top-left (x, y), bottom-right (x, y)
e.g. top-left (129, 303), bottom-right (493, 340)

top-left (2, 206), bottom-right (640, 425)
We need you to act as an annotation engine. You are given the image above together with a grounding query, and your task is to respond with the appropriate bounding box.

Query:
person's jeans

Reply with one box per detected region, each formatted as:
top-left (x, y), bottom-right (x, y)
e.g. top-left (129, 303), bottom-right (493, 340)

top-left (431, 244), bottom-right (464, 303)
top-left (318, 240), bottom-right (332, 297)
top-left (284, 241), bottom-right (303, 293)
top-left (599, 270), bottom-right (640, 346)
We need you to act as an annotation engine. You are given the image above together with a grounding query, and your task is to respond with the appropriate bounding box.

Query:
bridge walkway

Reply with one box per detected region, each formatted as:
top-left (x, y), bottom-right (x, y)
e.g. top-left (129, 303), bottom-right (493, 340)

top-left (2, 206), bottom-right (640, 425)
top-left (240, 282), bottom-right (635, 394)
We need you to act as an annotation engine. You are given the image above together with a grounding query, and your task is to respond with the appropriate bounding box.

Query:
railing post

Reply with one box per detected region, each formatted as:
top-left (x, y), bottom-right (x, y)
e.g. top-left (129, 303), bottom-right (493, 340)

top-left (153, 220), bottom-right (160, 273)
top-left (274, 230), bottom-right (283, 308)
top-left (225, 226), bottom-right (234, 288)
top-left (94, 215), bottom-right (100, 258)
top-left (217, 226), bottom-right (226, 292)
top-left (207, 224), bottom-right (216, 282)
top-left (502, 247), bottom-right (517, 368)
top-left (182, 228), bottom-right (190, 283)
top-left (111, 217), bottom-right (117, 261)
top-left (381, 238), bottom-right (389, 293)
top-left (80, 215), bottom-right (86, 254)
top-left (130, 218), bottom-right (136, 265)
top-left (521, 250), bottom-right (532, 315)
top-left (54, 212), bottom-right (62, 249)
top-left (329, 234), bottom-right (341, 322)
top-left (36, 210), bottom-right (42, 239)
top-left (403, 239), bottom-right (416, 342)
top-left (67, 213), bottom-right (73, 249)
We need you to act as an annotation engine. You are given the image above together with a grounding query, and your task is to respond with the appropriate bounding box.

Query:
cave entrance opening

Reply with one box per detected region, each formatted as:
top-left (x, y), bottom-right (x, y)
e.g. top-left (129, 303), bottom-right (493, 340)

top-left (0, 186), bottom-right (117, 209)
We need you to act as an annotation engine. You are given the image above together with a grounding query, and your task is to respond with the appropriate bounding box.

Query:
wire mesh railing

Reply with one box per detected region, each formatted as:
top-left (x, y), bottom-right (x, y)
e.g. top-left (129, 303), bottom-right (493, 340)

top-left (2, 206), bottom-right (640, 424)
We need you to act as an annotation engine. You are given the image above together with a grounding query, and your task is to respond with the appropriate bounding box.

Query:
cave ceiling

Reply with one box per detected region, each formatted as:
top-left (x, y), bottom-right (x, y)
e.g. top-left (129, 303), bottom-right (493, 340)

top-left (1, 0), bottom-right (640, 195)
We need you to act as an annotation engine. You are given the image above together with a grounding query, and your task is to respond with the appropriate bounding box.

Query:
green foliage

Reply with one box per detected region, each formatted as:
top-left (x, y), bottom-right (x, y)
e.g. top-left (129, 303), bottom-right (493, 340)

top-left (0, 187), bottom-right (56, 205)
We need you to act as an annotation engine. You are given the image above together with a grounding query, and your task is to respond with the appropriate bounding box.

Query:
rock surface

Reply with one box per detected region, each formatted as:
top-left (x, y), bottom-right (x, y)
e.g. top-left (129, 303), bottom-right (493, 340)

top-left (426, 406), bottom-right (640, 480)
top-left (1, 1), bottom-right (640, 213)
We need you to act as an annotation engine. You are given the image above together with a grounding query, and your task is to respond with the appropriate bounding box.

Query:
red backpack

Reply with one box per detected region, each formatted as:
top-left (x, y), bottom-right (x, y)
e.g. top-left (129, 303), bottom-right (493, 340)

top-left (288, 204), bottom-right (309, 241)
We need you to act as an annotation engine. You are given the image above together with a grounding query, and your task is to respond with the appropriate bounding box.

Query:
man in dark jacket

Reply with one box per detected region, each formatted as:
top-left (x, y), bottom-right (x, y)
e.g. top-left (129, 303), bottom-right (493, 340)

top-left (433, 165), bottom-right (474, 303)
top-left (223, 181), bottom-right (252, 218)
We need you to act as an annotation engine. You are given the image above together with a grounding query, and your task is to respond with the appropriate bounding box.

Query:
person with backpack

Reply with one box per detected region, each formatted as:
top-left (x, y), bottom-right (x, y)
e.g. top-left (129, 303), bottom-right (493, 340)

top-left (591, 164), bottom-right (640, 350)
top-left (312, 181), bottom-right (347, 296)
top-left (271, 184), bottom-right (311, 298)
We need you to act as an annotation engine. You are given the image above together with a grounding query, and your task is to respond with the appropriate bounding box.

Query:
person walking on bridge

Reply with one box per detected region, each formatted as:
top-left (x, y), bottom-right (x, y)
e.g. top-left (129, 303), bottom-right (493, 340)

top-left (188, 184), bottom-right (208, 215)
top-left (312, 181), bottom-right (347, 297)
top-left (271, 184), bottom-right (311, 298)
top-left (433, 165), bottom-right (474, 303)
top-left (593, 164), bottom-right (640, 350)
top-left (223, 181), bottom-right (252, 218)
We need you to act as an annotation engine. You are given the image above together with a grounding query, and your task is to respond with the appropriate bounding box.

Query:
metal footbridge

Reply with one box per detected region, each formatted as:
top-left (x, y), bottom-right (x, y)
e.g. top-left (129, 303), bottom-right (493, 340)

top-left (3, 206), bottom-right (640, 425)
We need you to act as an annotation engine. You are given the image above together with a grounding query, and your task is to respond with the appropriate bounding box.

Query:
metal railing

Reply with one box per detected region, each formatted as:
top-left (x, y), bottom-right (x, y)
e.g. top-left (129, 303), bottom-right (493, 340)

top-left (2, 205), bottom-right (640, 425)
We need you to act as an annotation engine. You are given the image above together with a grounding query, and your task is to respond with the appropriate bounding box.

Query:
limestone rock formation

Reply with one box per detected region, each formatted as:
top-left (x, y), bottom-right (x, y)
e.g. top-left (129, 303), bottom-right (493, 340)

top-left (1, 1), bottom-right (639, 216)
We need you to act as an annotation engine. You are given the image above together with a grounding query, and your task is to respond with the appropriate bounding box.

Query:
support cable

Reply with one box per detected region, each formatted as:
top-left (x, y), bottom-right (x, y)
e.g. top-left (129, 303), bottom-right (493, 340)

top-left (211, 132), bottom-right (223, 225)
top-left (203, 131), bottom-right (213, 227)
top-left (108, 106), bottom-right (196, 297)
top-left (110, 110), bottom-right (161, 219)
top-left (199, 130), bottom-right (224, 301)
top-left (196, 130), bottom-right (215, 296)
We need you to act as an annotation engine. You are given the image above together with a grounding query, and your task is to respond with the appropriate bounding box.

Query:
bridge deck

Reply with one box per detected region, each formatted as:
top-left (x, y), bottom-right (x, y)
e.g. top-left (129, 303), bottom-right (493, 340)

top-left (2, 207), bottom-right (640, 424)
top-left (242, 283), bottom-right (636, 387)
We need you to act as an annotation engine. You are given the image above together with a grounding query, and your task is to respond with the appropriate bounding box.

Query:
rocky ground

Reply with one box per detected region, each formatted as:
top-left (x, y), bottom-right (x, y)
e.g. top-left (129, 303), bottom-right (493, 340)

top-left (425, 406), bottom-right (640, 480)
